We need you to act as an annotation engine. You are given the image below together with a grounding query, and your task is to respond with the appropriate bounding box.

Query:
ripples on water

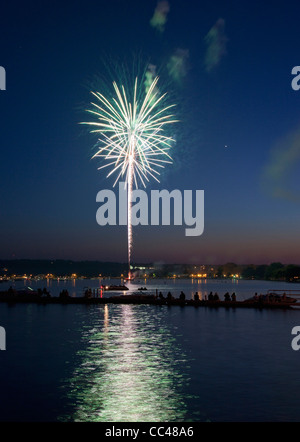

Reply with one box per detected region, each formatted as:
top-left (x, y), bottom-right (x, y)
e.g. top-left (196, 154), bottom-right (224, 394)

top-left (61, 305), bottom-right (202, 422)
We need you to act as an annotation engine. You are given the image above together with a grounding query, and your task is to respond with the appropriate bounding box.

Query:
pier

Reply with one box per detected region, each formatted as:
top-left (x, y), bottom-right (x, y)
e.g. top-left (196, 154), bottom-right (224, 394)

top-left (0, 288), bottom-right (299, 309)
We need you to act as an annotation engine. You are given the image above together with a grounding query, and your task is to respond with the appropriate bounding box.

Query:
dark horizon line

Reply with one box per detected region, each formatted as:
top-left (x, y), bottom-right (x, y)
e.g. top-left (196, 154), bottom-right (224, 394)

top-left (0, 258), bottom-right (298, 267)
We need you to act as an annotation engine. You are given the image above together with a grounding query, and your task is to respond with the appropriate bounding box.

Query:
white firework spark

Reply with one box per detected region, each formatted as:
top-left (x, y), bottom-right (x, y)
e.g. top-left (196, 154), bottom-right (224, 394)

top-left (83, 76), bottom-right (177, 278)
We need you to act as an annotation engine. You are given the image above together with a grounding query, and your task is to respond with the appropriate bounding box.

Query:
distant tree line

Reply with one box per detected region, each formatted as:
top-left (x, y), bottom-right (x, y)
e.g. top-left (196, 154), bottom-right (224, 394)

top-left (155, 262), bottom-right (300, 282)
top-left (241, 262), bottom-right (300, 282)
top-left (0, 260), bottom-right (130, 278)
top-left (1, 260), bottom-right (299, 282)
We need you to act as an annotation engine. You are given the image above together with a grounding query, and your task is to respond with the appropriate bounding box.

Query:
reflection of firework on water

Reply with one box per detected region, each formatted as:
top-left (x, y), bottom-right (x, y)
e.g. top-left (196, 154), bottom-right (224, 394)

top-left (82, 75), bottom-right (177, 278)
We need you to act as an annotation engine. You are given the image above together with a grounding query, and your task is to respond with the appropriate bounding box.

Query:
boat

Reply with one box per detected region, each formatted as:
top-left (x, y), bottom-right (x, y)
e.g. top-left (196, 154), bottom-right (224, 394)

top-left (101, 284), bottom-right (129, 291)
top-left (245, 290), bottom-right (299, 305)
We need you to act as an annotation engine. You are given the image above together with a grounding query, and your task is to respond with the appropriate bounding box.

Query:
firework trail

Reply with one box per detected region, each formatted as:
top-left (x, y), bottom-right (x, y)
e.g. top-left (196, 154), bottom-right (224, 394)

top-left (83, 76), bottom-right (177, 278)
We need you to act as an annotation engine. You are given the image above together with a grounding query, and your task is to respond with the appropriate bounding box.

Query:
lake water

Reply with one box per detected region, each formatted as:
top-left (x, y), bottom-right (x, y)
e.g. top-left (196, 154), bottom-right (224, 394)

top-left (0, 278), bottom-right (300, 422)
top-left (2, 275), bottom-right (299, 300)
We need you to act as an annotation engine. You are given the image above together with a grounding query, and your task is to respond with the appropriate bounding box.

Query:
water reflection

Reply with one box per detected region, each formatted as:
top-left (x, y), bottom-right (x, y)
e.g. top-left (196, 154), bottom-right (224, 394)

top-left (63, 305), bottom-right (193, 422)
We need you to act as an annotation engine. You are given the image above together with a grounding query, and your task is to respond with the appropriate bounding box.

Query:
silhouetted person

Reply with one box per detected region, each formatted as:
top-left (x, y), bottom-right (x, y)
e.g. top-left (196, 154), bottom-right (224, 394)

top-left (8, 286), bottom-right (15, 296)
top-left (208, 292), bottom-right (214, 301)
top-left (231, 292), bottom-right (236, 302)
top-left (60, 289), bottom-right (69, 299)
top-left (42, 287), bottom-right (51, 297)
top-left (179, 291), bottom-right (185, 301)
top-left (224, 292), bottom-right (230, 301)
top-left (84, 289), bottom-right (92, 298)
top-left (194, 292), bottom-right (199, 301)
top-left (213, 293), bottom-right (219, 301)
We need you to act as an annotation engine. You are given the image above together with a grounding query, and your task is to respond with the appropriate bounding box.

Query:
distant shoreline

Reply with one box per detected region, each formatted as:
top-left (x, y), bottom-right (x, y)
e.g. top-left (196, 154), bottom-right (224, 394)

top-left (0, 259), bottom-right (300, 283)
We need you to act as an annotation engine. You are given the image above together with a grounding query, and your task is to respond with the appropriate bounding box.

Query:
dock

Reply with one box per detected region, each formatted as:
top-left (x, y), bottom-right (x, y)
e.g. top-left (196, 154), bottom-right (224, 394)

top-left (0, 289), bottom-right (299, 309)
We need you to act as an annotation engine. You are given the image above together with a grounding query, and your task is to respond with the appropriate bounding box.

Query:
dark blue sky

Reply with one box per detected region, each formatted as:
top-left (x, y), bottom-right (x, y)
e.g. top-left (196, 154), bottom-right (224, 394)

top-left (1, 0), bottom-right (300, 264)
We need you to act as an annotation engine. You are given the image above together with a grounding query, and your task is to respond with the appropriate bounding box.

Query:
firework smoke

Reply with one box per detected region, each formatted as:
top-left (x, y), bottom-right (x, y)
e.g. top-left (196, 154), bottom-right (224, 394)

top-left (204, 18), bottom-right (228, 72)
top-left (262, 125), bottom-right (300, 203)
top-left (167, 48), bottom-right (189, 83)
top-left (144, 64), bottom-right (157, 94)
top-left (150, 1), bottom-right (170, 33)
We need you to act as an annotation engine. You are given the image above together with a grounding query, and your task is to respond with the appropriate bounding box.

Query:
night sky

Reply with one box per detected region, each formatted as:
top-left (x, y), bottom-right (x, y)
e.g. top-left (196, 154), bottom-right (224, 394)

top-left (1, 0), bottom-right (300, 265)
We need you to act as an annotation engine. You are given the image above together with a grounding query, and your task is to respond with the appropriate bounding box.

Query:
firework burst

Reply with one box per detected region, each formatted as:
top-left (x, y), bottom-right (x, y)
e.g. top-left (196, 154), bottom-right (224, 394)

top-left (83, 75), bottom-right (177, 278)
